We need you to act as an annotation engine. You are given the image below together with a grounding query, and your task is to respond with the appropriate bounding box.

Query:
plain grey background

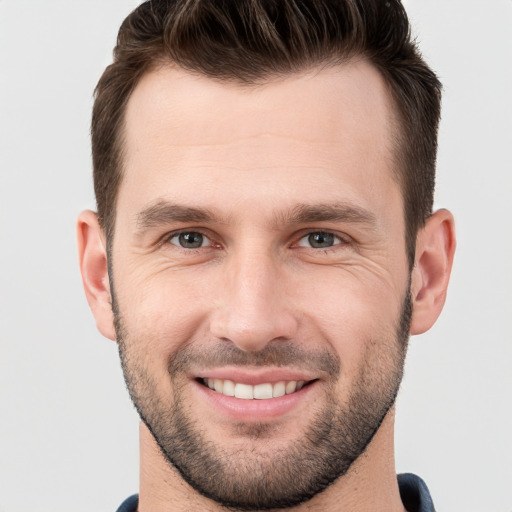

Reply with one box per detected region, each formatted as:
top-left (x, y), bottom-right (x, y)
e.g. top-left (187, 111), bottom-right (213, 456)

top-left (0, 1), bottom-right (511, 511)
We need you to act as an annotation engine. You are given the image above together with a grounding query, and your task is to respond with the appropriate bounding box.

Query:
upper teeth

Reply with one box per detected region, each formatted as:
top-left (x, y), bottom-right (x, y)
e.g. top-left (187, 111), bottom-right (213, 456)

top-left (204, 378), bottom-right (305, 399)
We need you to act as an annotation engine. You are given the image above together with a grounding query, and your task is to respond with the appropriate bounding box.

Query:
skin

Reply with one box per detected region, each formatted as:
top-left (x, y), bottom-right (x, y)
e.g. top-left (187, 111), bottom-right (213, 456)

top-left (78, 60), bottom-right (456, 511)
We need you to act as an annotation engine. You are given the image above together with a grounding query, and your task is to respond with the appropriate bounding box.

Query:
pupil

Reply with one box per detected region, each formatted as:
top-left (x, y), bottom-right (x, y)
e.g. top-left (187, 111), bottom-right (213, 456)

top-left (179, 232), bottom-right (203, 248)
top-left (309, 232), bottom-right (334, 248)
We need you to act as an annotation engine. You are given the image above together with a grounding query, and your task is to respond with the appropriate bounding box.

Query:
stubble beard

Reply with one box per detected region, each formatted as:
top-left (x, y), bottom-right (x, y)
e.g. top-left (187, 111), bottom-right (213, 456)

top-left (113, 289), bottom-right (412, 511)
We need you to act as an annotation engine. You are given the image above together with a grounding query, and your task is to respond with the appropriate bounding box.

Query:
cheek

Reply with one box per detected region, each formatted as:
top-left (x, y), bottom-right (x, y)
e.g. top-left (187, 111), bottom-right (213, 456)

top-left (114, 249), bottom-right (408, 381)
top-left (115, 267), bottom-right (214, 368)
top-left (293, 265), bottom-right (406, 378)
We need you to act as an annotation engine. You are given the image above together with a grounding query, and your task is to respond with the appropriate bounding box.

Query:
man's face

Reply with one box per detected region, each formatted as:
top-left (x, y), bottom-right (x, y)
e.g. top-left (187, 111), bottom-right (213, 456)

top-left (111, 62), bottom-right (412, 509)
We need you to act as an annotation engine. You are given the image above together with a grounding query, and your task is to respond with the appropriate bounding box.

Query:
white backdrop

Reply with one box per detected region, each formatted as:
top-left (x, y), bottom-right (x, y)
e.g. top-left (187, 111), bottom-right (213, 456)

top-left (0, 1), bottom-right (511, 511)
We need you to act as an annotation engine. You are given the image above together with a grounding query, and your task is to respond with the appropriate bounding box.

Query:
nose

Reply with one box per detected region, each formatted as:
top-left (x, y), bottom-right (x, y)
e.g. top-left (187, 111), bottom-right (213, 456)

top-left (209, 249), bottom-right (299, 352)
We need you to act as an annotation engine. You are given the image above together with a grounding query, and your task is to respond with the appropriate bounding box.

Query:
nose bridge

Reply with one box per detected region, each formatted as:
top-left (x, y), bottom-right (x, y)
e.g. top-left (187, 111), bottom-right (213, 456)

top-left (211, 245), bottom-right (298, 351)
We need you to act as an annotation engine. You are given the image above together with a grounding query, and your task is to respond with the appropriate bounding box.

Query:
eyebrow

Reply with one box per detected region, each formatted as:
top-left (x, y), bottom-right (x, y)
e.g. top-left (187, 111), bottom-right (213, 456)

top-left (135, 200), bottom-right (377, 232)
top-left (136, 200), bottom-right (223, 231)
top-left (274, 203), bottom-right (377, 228)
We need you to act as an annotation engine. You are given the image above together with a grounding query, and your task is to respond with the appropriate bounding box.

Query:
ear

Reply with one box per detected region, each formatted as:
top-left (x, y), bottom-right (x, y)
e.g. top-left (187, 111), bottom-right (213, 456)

top-left (77, 210), bottom-right (116, 341)
top-left (410, 209), bottom-right (456, 335)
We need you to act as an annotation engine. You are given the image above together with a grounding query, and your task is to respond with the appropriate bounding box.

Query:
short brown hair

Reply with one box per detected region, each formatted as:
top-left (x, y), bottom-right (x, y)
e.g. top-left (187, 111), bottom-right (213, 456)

top-left (92, 0), bottom-right (441, 266)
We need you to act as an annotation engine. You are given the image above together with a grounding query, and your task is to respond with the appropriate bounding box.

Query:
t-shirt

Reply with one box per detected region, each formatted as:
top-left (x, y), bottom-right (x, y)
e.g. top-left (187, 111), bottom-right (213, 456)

top-left (116, 473), bottom-right (435, 511)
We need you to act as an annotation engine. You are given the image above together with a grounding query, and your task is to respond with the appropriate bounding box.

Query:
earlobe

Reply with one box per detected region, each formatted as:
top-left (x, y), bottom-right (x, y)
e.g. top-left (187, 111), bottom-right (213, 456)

top-left (77, 210), bottom-right (117, 341)
top-left (410, 209), bottom-right (456, 335)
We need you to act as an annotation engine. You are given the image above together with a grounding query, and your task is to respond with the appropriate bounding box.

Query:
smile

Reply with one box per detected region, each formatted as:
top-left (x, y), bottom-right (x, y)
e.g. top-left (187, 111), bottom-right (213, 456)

top-left (201, 378), bottom-right (308, 399)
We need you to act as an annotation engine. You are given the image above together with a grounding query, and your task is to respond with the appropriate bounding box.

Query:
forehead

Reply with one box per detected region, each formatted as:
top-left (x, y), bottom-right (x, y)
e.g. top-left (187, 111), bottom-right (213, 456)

top-left (120, 61), bottom-right (399, 221)
top-left (124, 60), bottom-right (395, 152)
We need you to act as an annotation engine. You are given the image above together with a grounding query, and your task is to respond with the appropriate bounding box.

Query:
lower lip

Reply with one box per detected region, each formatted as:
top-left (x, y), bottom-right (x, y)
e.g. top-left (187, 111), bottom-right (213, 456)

top-left (193, 380), bottom-right (317, 422)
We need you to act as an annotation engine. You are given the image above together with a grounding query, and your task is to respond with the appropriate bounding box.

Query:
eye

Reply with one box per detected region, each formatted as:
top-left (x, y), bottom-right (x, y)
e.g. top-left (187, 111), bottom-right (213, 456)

top-left (297, 231), bottom-right (342, 249)
top-left (169, 231), bottom-right (211, 249)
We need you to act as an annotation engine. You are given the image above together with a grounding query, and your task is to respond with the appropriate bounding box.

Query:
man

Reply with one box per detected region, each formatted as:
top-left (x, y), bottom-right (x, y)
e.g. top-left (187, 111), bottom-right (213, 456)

top-left (77, 0), bottom-right (456, 510)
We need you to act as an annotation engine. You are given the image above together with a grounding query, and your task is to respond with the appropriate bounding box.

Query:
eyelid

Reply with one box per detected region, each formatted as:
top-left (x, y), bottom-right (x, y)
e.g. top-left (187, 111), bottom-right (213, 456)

top-left (164, 229), bottom-right (214, 249)
top-left (295, 230), bottom-right (350, 248)
top-left (157, 228), bottom-right (351, 250)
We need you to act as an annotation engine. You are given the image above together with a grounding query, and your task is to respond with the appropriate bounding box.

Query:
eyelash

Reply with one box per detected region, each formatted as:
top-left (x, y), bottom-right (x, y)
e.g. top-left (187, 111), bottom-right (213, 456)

top-left (162, 229), bottom-right (350, 252)
top-left (165, 230), bottom-right (215, 251)
top-left (296, 231), bottom-right (347, 250)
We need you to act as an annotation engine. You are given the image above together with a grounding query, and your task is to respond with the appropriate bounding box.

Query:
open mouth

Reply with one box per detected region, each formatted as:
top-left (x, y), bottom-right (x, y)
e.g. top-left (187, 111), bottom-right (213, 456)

top-left (198, 377), bottom-right (315, 400)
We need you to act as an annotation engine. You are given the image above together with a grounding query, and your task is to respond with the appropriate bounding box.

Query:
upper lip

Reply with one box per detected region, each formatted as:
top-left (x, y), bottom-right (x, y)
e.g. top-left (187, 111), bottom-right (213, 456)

top-left (192, 367), bottom-right (319, 385)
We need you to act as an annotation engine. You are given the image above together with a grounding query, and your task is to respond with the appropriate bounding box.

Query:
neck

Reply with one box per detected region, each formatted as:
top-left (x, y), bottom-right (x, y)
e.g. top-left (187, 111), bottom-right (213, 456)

top-left (138, 407), bottom-right (406, 512)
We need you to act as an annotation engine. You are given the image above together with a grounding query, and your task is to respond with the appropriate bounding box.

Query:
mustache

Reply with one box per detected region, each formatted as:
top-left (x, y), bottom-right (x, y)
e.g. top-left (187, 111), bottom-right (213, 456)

top-left (168, 340), bottom-right (341, 379)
